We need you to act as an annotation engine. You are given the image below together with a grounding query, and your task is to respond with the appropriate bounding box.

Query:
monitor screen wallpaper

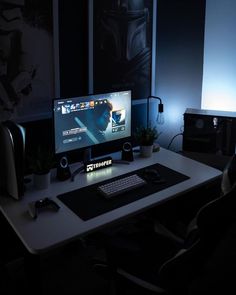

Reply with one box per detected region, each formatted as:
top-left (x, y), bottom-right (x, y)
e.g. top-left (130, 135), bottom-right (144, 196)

top-left (53, 90), bottom-right (131, 154)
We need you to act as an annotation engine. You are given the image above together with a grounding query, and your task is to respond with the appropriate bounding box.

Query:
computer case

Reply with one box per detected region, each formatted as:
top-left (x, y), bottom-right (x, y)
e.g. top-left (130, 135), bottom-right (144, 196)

top-left (183, 108), bottom-right (236, 156)
top-left (0, 121), bottom-right (25, 200)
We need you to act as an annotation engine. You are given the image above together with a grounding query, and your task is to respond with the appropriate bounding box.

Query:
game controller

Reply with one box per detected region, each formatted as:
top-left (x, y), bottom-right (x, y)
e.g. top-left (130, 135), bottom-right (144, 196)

top-left (28, 197), bottom-right (60, 219)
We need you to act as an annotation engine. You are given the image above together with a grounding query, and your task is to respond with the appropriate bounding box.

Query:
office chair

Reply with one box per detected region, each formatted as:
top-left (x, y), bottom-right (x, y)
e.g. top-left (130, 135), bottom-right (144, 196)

top-left (154, 153), bottom-right (236, 245)
top-left (93, 155), bottom-right (236, 294)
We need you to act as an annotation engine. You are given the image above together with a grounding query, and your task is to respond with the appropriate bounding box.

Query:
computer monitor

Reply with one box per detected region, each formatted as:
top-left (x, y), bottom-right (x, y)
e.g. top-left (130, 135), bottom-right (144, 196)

top-left (53, 90), bottom-right (132, 157)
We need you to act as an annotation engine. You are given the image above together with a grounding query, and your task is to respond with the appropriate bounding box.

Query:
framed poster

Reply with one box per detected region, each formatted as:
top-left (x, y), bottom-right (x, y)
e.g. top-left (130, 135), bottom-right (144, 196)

top-left (0, 0), bottom-right (55, 123)
top-left (93, 0), bottom-right (153, 99)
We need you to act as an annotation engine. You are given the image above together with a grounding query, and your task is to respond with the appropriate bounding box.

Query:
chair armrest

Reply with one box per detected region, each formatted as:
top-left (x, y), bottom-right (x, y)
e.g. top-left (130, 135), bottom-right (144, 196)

top-left (154, 220), bottom-right (185, 246)
top-left (117, 267), bottom-right (167, 294)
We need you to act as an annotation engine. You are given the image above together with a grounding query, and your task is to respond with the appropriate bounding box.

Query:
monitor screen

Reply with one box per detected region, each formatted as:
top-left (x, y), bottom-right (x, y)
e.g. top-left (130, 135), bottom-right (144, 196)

top-left (53, 90), bottom-right (132, 155)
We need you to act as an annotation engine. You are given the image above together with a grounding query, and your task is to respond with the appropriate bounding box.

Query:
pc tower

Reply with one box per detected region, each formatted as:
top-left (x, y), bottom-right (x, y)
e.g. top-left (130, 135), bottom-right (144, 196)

top-left (0, 121), bottom-right (25, 199)
top-left (183, 108), bottom-right (236, 156)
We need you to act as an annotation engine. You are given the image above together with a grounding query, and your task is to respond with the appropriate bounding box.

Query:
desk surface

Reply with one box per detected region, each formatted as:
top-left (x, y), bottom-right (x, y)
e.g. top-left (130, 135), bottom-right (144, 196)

top-left (0, 148), bottom-right (222, 254)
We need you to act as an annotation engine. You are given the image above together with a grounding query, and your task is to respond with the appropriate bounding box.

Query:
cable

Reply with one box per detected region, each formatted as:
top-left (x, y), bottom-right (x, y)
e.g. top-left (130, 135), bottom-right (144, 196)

top-left (167, 133), bottom-right (183, 150)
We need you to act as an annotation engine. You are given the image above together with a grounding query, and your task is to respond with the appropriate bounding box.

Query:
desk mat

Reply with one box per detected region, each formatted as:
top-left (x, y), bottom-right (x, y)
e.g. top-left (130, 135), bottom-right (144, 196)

top-left (57, 163), bottom-right (190, 221)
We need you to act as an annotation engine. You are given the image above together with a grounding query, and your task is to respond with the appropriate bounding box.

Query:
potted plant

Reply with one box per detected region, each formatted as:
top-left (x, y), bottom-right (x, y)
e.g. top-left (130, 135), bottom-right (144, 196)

top-left (134, 126), bottom-right (161, 157)
top-left (28, 146), bottom-right (56, 189)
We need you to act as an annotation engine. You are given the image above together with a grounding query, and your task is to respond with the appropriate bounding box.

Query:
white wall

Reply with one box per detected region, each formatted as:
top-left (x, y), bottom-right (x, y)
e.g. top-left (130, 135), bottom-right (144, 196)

top-left (201, 0), bottom-right (236, 111)
top-left (153, 1), bottom-right (205, 152)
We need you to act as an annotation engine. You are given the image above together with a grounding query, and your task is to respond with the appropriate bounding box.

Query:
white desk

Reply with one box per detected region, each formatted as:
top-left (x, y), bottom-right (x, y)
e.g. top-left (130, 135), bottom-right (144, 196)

top-left (0, 148), bottom-right (222, 255)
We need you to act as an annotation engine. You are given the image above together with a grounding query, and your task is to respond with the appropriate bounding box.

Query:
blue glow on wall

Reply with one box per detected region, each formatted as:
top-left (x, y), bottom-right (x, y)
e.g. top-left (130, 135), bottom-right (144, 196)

top-left (202, 0), bottom-right (236, 111)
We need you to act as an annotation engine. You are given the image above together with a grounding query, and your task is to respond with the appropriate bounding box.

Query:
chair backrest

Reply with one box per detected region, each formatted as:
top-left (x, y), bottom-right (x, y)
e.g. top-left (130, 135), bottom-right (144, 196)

top-left (197, 154), bottom-right (236, 244)
top-left (158, 194), bottom-right (236, 292)
top-left (196, 185), bottom-right (236, 249)
top-left (158, 240), bottom-right (202, 293)
top-left (221, 154), bottom-right (236, 195)
top-left (159, 155), bottom-right (236, 292)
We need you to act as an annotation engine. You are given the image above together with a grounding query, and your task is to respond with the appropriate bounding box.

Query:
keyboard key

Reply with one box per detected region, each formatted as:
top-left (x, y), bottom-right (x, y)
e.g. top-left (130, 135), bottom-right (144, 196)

top-left (97, 174), bottom-right (147, 199)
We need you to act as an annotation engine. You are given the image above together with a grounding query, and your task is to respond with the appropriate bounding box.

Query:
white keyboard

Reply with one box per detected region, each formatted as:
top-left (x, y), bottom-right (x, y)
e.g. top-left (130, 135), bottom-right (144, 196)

top-left (97, 174), bottom-right (147, 199)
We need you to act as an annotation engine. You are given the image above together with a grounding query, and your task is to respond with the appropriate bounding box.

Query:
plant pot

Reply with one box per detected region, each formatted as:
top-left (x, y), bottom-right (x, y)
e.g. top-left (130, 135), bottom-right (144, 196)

top-left (140, 145), bottom-right (153, 158)
top-left (33, 171), bottom-right (51, 190)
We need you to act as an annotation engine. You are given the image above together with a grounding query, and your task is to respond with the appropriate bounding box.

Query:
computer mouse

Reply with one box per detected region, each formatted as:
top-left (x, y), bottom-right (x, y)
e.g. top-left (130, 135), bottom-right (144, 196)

top-left (143, 168), bottom-right (161, 180)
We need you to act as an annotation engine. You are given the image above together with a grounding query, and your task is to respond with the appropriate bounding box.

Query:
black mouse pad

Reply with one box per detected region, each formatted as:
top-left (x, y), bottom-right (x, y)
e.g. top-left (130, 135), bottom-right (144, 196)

top-left (57, 163), bottom-right (190, 221)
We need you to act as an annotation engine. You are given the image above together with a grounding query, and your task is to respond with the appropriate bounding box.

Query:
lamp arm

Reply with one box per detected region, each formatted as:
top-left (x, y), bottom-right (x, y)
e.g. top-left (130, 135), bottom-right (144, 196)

top-left (147, 96), bottom-right (162, 104)
top-left (147, 96), bottom-right (164, 128)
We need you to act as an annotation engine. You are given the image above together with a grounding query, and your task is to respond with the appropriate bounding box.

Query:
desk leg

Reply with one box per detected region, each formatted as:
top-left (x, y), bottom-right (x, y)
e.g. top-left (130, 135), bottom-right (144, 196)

top-left (24, 253), bottom-right (42, 295)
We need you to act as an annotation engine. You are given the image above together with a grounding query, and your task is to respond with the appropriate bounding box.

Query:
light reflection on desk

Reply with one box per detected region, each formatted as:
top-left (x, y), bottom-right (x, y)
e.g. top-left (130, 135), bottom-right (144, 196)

top-left (86, 167), bottom-right (113, 183)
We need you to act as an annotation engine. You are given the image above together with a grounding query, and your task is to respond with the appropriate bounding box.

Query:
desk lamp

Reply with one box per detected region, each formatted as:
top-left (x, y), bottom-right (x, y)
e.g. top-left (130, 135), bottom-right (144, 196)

top-left (147, 95), bottom-right (164, 127)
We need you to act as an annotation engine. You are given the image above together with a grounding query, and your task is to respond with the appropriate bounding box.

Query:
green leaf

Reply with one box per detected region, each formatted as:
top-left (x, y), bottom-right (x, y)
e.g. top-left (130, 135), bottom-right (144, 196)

top-left (27, 146), bottom-right (56, 175)
top-left (134, 126), bottom-right (161, 146)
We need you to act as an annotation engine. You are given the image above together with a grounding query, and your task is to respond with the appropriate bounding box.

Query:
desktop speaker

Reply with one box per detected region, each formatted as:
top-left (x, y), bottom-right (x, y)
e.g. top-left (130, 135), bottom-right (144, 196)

top-left (56, 155), bottom-right (71, 181)
top-left (0, 120), bottom-right (25, 199)
top-left (183, 108), bottom-right (236, 155)
top-left (121, 142), bottom-right (134, 162)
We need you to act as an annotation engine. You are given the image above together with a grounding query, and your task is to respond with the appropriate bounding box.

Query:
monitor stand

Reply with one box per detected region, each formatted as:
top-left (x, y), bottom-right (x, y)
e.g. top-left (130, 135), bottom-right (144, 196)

top-left (70, 148), bottom-right (91, 182)
top-left (70, 163), bottom-right (85, 182)
top-left (70, 148), bottom-right (131, 182)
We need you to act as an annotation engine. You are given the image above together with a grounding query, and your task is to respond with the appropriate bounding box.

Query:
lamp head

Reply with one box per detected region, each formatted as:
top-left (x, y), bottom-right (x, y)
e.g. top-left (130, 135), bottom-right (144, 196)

top-left (158, 103), bottom-right (164, 113)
